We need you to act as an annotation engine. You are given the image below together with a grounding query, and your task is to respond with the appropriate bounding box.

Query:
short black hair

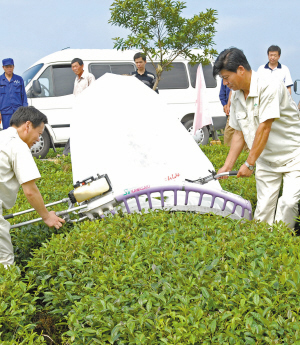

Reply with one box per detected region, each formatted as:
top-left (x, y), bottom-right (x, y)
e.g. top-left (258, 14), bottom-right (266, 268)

top-left (133, 52), bottom-right (146, 62)
top-left (10, 106), bottom-right (48, 128)
top-left (213, 47), bottom-right (251, 78)
top-left (71, 58), bottom-right (84, 66)
top-left (267, 45), bottom-right (281, 56)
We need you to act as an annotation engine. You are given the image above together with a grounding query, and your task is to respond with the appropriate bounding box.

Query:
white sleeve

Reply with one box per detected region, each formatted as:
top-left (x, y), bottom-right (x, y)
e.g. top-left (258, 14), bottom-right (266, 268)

top-left (11, 142), bottom-right (41, 185)
top-left (89, 73), bottom-right (96, 85)
top-left (283, 66), bottom-right (293, 87)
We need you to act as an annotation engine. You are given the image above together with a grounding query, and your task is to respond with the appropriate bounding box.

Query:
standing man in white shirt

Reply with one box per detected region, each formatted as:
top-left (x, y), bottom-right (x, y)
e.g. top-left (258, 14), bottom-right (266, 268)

top-left (0, 106), bottom-right (65, 267)
top-left (257, 45), bottom-right (293, 95)
top-left (213, 48), bottom-right (300, 229)
top-left (63, 58), bottom-right (95, 155)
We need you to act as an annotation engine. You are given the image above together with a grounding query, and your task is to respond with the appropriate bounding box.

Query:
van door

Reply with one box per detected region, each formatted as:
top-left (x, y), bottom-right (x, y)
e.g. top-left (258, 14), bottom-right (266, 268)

top-left (30, 64), bottom-right (75, 143)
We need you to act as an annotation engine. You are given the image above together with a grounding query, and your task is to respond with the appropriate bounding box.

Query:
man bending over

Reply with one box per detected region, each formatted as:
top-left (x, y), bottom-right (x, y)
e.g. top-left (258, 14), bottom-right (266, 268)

top-left (0, 106), bottom-right (65, 267)
top-left (214, 48), bottom-right (300, 228)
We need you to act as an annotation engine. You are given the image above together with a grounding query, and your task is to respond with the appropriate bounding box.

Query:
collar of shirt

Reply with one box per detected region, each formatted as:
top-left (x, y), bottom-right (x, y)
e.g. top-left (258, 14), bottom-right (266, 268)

top-left (0, 73), bottom-right (17, 83)
top-left (136, 69), bottom-right (148, 77)
top-left (5, 127), bottom-right (18, 137)
top-left (76, 70), bottom-right (88, 81)
top-left (264, 61), bottom-right (282, 71)
top-left (233, 71), bottom-right (259, 105)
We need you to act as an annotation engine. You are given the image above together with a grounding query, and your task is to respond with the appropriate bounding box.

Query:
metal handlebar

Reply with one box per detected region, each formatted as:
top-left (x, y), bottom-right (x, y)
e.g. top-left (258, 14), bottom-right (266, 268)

top-left (185, 170), bottom-right (239, 185)
top-left (4, 198), bottom-right (70, 220)
top-left (9, 204), bottom-right (88, 229)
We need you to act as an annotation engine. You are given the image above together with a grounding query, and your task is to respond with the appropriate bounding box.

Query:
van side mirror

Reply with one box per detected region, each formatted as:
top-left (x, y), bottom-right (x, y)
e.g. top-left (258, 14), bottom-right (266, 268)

top-left (294, 80), bottom-right (300, 95)
top-left (32, 80), bottom-right (42, 95)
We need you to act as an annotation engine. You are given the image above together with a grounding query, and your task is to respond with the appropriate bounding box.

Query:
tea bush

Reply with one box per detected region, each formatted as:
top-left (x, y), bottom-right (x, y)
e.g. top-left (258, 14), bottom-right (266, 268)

top-left (0, 265), bottom-right (46, 344)
top-left (25, 212), bottom-right (300, 343)
top-left (1, 146), bottom-right (300, 344)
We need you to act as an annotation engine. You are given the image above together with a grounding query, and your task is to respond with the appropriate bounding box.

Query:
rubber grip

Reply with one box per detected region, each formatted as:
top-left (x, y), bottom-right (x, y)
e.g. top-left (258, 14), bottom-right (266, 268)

top-left (4, 214), bottom-right (13, 219)
top-left (229, 171), bottom-right (239, 176)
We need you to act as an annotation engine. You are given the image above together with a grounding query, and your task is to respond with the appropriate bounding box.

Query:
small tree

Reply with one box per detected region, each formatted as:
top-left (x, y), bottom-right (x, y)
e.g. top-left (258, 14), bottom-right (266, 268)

top-left (109, 0), bottom-right (217, 90)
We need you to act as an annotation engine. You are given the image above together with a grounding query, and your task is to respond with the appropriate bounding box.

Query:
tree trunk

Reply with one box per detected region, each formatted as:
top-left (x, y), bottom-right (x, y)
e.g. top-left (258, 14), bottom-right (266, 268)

top-left (153, 68), bottom-right (162, 91)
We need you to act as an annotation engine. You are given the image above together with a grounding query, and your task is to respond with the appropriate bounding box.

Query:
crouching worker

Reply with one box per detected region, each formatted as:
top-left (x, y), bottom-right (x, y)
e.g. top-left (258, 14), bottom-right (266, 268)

top-left (0, 106), bottom-right (65, 267)
top-left (213, 48), bottom-right (300, 229)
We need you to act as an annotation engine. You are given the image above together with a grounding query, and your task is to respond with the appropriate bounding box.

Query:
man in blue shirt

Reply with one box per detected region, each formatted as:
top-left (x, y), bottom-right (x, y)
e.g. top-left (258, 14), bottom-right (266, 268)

top-left (0, 58), bottom-right (28, 130)
top-left (219, 81), bottom-right (233, 146)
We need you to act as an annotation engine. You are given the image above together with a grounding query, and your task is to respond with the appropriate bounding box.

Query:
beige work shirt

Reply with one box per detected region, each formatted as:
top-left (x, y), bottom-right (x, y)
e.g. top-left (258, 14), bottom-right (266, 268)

top-left (73, 70), bottom-right (95, 96)
top-left (0, 127), bottom-right (41, 210)
top-left (229, 71), bottom-right (300, 168)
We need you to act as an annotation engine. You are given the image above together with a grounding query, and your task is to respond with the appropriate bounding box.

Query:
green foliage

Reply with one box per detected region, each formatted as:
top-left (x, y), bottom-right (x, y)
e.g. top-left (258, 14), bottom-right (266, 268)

top-left (24, 212), bottom-right (300, 343)
top-left (1, 145), bottom-right (299, 343)
top-left (109, 0), bottom-right (218, 89)
top-left (0, 265), bottom-right (46, 343)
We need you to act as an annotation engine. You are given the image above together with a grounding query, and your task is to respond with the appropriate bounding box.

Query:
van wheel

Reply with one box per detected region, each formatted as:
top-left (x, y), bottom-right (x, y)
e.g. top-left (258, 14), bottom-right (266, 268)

top-left (183, 120), bottom-right (209, 145)
top-left (31, 130), bottom-right (51, 159)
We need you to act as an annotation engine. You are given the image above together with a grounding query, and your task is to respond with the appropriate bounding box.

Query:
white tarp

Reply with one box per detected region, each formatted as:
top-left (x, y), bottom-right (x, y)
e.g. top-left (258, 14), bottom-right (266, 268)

top-left (70, 73), bottom-right (221, 205)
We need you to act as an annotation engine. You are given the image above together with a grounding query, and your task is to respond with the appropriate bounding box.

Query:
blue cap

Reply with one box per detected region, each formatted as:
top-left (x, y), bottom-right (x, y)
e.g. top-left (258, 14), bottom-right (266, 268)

top-left (2, 58), bottom-right (14, 66)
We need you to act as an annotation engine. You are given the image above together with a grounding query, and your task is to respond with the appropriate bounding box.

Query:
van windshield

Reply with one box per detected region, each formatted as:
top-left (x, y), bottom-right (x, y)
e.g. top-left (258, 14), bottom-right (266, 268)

top-left (22, 63), bottom-right (44, 87)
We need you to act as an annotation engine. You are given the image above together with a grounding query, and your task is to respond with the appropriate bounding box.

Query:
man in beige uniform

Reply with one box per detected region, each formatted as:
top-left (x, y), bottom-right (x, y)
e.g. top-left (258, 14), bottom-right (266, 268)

top-left (63, 57), bottom-right (95, 155)
top-left (0, 106), bottom-right (65, 267)
top-left (213, 48), bottom-right (300, 228)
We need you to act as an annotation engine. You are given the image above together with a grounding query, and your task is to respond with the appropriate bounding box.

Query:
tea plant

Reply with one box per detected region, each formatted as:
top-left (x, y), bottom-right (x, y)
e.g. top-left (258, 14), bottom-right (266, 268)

top-left (1, 145), bottom-right (300, 344)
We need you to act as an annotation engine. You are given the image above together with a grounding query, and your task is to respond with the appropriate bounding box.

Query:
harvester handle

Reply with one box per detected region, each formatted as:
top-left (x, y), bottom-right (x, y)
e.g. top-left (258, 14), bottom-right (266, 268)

top-left (185, 170), bottom-right (239, 185)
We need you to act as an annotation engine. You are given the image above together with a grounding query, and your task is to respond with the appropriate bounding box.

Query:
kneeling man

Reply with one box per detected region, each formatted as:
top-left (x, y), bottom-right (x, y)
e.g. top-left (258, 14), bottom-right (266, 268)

top-left (0, 106), bottom-right (65, 266)
top-left (213, 48), bottom-right (300, 228)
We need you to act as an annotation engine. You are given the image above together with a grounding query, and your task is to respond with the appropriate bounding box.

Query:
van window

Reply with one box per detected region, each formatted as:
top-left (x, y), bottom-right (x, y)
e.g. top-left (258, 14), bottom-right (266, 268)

top-left (145, 62), bottom-right (189, 89)
top-left (35, 65), bottom-right (75, 97)
top-left (22, 63), bottom-right (44, 87)
top-left (52, 65), bottom-right (75, 96)
top-left (90, 64), bottom-right (111, 79)
top-left (188, 63), bottom-right (217, 88)
top-left (89, 63), bottom-right (135, 79)
top-left (35, 66), bottom-right (55, 97)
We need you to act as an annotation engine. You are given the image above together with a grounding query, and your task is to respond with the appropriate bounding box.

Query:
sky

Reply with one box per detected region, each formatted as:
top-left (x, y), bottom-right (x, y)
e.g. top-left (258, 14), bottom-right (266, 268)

top-left (1, 0), bottom-right (299, 102)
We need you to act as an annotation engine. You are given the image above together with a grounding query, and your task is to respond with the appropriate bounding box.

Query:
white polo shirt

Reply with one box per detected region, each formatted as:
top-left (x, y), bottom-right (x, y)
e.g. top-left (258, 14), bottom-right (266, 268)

top-left (73, 70), bottom-right (95, 96)
top-left (229, 71), bottom-right (300, 168)
top-left (257, 62), bottom-right (293, 88)
top-left (0, 127), bottom-right (41, 210)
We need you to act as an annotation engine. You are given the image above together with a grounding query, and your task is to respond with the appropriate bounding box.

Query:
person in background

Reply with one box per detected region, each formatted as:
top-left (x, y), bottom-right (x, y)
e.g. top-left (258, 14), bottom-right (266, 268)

top-left (219, 81), bottom-right (233, 146)
top-left (0, 58), bottom-right (28, 129)
top-left (0, 106), bottom-right (65, 267)
top-left (63, 58), bottom-right (95, 155)
top-left (257, 45), bottom-right (293, 95)
top-left (214, 47), bottom-right (300, 229)
top-left (131, 53), bottom-right (158, 93)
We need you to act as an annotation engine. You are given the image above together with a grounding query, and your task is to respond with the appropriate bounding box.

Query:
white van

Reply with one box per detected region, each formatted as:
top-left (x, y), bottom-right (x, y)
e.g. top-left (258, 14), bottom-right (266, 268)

top-left (22, 49), bottom-right (226, 158)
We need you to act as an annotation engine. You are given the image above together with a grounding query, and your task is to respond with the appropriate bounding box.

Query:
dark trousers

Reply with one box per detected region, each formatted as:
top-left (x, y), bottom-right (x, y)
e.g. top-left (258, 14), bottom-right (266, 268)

top-left (1, 114), bottom-right (13, 130)
top-left (63, 139), bottom-right (71, 155)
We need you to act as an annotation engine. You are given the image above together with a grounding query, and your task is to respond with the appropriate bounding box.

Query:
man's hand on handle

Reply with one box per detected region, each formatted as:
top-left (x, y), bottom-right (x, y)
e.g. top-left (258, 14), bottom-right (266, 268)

top-left (237, 164), bottom-right (254, 178)
top-left (217, 163), bottom-right (253, 180)
top-left (42, 211), bottom-right (65, 229)
top-left (217, 166), bottom-right (230, 179)
top-left (22, 180), bottom-right (65, 229)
